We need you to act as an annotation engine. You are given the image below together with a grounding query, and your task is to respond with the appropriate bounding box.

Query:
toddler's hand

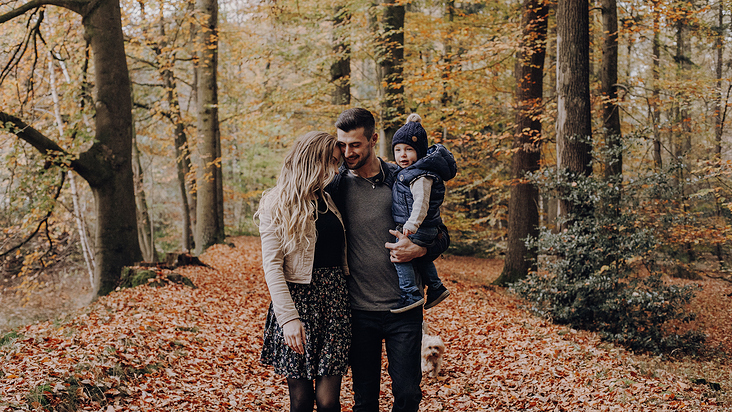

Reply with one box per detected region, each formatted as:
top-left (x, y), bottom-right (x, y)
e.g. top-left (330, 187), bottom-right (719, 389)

top-left (402, 228), bottom-right (413, 236)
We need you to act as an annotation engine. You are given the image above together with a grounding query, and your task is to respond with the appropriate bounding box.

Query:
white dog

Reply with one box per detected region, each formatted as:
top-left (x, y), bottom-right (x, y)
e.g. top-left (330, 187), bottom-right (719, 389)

top-left (421, 322), bottom-right (445, 378)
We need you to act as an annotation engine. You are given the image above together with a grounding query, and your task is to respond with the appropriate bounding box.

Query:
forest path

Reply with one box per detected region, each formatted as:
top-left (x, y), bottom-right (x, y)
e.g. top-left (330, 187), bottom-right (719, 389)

top-left (0, 236), bottom-right (727, 411)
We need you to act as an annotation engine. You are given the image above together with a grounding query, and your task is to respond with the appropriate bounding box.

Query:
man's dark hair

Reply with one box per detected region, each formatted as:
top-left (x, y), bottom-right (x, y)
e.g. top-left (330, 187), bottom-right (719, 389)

top-left (335, 108), bottom-right (376, 140)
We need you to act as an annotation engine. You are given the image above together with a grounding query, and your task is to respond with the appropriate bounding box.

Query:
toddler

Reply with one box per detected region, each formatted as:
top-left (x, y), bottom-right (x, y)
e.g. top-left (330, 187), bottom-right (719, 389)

top-left (390, 114), bottom-right (457, 313)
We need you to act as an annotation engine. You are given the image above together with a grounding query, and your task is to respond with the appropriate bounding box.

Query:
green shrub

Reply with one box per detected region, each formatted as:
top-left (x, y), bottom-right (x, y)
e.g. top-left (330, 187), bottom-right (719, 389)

top-left (512, 168), bottom-right (705, 354)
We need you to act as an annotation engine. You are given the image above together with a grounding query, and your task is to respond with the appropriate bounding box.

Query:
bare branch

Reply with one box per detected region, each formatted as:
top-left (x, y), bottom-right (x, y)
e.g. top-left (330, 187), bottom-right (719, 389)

top-left (0, 0), bottom-right (89, 22)
top-left (0, 171), bottom-right (65, 258)
top-left (0, 8), bottom-right (43, 87)
top-left (0, 0), bottom-right (47, 23)
top-left (134, 101), bottom-right (173, 121)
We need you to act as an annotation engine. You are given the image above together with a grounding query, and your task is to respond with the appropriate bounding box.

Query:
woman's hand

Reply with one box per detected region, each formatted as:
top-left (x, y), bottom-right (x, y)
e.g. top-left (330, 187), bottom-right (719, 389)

top-left (282, 319), bottom-right (306, 355)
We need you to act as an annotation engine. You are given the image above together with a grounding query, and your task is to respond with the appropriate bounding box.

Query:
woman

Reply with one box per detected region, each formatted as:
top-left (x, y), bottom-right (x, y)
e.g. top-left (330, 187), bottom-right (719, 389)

top-left (257, 131), bottom-right (350, 412)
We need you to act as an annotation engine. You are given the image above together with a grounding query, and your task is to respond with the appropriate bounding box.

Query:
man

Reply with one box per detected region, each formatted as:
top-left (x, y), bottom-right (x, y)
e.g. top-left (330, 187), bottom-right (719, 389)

top-left (328, 108), bottom-right (449, 412)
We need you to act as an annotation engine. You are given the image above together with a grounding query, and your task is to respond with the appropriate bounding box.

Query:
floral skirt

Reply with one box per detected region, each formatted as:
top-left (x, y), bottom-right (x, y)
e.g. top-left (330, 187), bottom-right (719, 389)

top-left (260, 266), bottom-right (351, 380)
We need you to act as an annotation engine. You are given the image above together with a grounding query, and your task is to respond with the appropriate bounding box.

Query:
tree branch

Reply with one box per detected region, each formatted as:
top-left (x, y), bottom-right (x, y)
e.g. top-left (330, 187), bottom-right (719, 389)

top-left (0, 8), bottom-right (43, 86)
top-left (0, 0), bottom-right (46, 23)
top-left (134, 101), bottom-right (173, 121)
top-left (0, 111), bottom-right (104, 185)
top-left (1, 111), bottom-right (65, 154)
top-left (0, 171), bottom-right (65, 258)
top-left (0, 0), bottom-right (89, 22)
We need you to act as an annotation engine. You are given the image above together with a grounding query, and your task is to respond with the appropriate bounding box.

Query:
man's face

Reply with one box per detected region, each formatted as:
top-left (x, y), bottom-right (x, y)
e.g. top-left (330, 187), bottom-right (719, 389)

top-left (336, 127), bottom-right (377, 171)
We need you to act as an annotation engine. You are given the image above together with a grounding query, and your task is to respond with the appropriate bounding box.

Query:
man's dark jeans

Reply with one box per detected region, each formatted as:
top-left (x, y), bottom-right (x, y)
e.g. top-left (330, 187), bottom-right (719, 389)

top-left (350, 307), bottom-right (423, 412)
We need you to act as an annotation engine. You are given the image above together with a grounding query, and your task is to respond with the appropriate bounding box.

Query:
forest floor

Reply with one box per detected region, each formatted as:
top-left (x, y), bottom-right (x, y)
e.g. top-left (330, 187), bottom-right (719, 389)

top-left (0, 235), bottom-right (731, 411)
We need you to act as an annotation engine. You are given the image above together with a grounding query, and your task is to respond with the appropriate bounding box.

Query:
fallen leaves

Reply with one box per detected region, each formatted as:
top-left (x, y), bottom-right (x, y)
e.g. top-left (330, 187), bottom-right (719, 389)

top-left (0, 236), bottom-right (729, 411)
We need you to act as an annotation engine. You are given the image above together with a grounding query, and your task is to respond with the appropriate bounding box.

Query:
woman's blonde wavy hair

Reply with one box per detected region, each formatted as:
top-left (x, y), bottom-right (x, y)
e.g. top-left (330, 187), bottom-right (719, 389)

top-left (255, 131), bottom-right (340, 256)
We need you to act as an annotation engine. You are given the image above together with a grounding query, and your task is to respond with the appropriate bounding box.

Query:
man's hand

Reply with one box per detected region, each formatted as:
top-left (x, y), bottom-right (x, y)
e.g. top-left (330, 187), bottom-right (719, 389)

top-left (386, 230), bottom-right (426, 263)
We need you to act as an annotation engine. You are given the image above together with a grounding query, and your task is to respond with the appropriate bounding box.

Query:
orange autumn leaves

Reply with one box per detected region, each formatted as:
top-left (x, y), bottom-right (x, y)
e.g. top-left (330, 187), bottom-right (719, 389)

top-left (0, 236), bottom-right (728, 411)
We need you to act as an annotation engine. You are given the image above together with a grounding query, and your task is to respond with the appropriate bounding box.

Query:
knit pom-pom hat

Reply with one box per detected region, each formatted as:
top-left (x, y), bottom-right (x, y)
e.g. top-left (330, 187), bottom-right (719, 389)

top-left (392, 113), bottom-right (428, 159)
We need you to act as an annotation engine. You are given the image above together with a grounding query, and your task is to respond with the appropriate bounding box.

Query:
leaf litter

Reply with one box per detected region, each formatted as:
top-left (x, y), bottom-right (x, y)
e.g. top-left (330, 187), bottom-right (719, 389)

top-left (0, 236), bottom-right (729, 411)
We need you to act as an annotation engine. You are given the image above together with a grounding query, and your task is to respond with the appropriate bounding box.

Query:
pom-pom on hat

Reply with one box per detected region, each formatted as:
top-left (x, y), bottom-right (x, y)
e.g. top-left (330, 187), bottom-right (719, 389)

top-left (392, 113), bottom-right (428, 159)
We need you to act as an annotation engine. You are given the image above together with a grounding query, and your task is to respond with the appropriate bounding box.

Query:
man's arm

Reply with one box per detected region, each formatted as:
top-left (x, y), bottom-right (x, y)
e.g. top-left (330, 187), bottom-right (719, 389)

top-left (386, 223), bottom-right (449, 262)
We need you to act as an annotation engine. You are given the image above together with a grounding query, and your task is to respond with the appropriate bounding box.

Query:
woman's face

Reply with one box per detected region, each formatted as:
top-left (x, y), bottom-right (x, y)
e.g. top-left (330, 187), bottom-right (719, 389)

top-left (324, 145), bottom-right (342, 183)
top-left (332, 145), bottom-right (342, 169)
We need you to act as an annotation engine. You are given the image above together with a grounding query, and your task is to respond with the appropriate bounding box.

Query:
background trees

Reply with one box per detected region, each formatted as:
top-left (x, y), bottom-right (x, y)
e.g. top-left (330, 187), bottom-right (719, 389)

top-left (494, 0), bottom-right (547, 286)
top-left (1, 0), bottom-right (141, 296)
top-left (194, 0), bottom-right (225, 254)
top-left (2, 0), bottom-right (732, 299)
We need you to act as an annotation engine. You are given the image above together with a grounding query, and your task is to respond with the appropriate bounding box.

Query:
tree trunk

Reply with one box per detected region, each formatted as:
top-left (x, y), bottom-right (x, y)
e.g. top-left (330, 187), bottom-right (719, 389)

top-left (84, 1), bottom-right (143, 294)
top-left (48, 53), bottom-right (96, 285)
top-left (69, 171), bottom-right (95, 286)
top-left (675, 12), bottom-right (694, 261)
top-left (542, 1), bottom-right (558, 231)
top-left (715, 1), bottom-right (724, 158)
top-left (331, 5), bottom-right (351, 106)
top-left (651, 3), bottom-right (662, 170)
top-left (441, 0), bottom-right (454, 126)
top-left (5, 1), bottom-right (142, 296)
top-left (556, 0), bottom-right (593, 223)
top-left (377, 0), bottom-right (405, 161)
top-left (158, 17), bottom-right (197, 252)
top-left (194, 0), bottom-right (225, 254)
top-left (676, 18), bottom-right (692, 159)
top-left (495, 0), bottom-right (547, 286)
top-left (173, 118), bottom-right (197, 252)
top-left (601, 0), bottom-right (621, 181)
top-left (132, 135), bottom-right (157, 262)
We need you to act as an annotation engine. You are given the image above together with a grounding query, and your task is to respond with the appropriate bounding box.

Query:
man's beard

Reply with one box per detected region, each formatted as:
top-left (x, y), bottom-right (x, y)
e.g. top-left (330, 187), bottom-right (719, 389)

top-left (345, 149), bottom-right (371, 171)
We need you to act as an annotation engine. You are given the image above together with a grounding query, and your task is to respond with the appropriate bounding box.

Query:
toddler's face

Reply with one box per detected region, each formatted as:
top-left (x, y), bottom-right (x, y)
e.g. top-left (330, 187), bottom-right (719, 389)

top-left (394, 144), bottom-right (418, 168)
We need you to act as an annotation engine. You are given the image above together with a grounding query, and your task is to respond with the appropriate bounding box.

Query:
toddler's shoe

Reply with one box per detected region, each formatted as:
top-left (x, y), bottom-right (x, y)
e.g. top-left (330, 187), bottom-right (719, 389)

top-left (424, 285), bottom-right (450, 309)
top-left (390, 292), bottom-right (425, 314)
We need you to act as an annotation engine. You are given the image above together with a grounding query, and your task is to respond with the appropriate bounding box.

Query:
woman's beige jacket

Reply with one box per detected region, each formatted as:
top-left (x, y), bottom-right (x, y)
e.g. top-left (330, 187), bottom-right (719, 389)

top-left (259, 192), bottom-right (349, 327)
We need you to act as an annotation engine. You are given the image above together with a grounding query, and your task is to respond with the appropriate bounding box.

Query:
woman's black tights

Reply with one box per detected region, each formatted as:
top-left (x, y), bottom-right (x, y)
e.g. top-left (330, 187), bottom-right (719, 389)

top-left (286, 375), bottom-right (342, 412)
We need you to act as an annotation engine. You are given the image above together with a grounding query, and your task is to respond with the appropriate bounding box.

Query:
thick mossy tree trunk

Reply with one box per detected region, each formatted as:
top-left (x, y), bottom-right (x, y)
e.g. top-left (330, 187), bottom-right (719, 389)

top-left (1, 0), bottom-right (142, 296)
top-left (494, 0), bottom-right (547, 286)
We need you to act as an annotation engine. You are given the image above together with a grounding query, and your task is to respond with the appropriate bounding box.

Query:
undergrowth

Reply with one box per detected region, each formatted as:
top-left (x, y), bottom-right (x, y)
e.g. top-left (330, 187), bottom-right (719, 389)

top-left (513, 167), bottom-right (706, 355)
